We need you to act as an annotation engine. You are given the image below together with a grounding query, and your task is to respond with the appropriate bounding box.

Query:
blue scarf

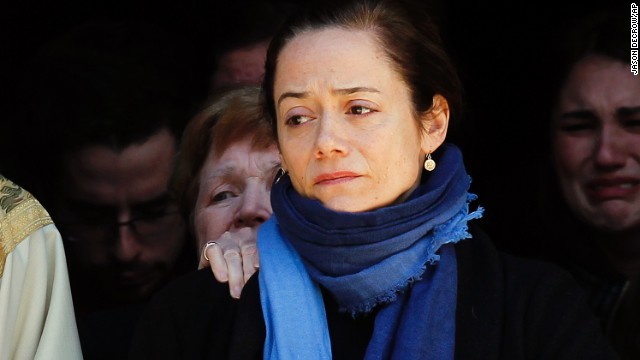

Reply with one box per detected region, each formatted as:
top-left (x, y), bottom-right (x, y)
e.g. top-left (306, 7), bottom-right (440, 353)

top-left (258, 144), bottom-right (483, 359)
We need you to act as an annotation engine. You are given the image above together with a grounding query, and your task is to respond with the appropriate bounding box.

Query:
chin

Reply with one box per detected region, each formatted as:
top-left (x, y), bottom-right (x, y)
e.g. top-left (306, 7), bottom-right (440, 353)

top-left (321, 196), bottom-right (389, 213)
top-left (597, 214), bottom-right (640, 232)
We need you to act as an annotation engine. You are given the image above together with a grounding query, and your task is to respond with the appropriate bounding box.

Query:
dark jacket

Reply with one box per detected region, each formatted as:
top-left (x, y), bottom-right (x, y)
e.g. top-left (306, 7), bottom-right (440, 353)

top-left (129, 227), bottom-right (617, 359)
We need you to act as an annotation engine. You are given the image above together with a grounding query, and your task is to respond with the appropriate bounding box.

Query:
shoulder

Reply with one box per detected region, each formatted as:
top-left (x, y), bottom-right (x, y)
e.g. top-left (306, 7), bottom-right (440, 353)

top-left (455, 224), bottom-right (616, 359)
top-left (458, 223), bottom-right (578, 288)
top-left (130, 269), bottom-right (264, 359)
top-left (141, 268), bottom-right (236, 321)
top-left (457, 223), bottom-right (596, 311)
top-left (0, 174), bottom-right (53, 276)
top-left (130, 269), bottom-right (238, 359)
top-left (0, 175), bottom-right (31, 215)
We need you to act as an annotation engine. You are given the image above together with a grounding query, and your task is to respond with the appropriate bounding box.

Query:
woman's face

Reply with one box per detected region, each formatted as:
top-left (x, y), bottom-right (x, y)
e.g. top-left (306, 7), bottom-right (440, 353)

top-left (193, 136), bottom-right (280, 248)
top-left (273, 28), bottom-right (446, 212)
top-left (552, 55), bottom-right (640, 232)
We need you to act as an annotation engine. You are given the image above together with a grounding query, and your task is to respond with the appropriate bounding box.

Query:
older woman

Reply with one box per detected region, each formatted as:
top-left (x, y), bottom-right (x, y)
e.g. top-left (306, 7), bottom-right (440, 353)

top-left (171, 86), bottom-right (279, 298)
top-left (130, 1), bottom-right (616, 358)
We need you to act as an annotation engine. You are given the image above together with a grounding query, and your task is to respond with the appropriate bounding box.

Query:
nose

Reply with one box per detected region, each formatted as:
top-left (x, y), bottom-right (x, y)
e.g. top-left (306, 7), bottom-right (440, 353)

top-left (114, 224), bottom-right (143, 262)
top-left (234, 180), bottom-right (272, 229)
top-left (593, 123), bottom-right (627, 170)
top-left (314, 114), bottom-right (348, 159)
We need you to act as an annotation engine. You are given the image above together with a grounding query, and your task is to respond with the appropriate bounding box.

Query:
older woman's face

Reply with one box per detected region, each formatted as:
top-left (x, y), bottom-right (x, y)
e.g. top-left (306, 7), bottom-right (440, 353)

top-left (552, 55), bottom-right (640, 232)
top-left (273, 28), bottom-right (432, 212)
top-left (193, 136), bottom-right (279, 248)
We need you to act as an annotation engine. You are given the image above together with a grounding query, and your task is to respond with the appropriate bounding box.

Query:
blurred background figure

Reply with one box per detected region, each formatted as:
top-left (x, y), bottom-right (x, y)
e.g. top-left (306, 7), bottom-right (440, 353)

top-left (0, 175), bottom-right (82, 360)
top-left (206, 1), bottom-right (295, 94)
top-left (172, 86), bottom-right (279, 299)
top-left (547, 14), bottom-right (639, 359)
top-left (499, 9), bottom-right (639, 359)
top-left (16, 20), bottom-right (198, 359)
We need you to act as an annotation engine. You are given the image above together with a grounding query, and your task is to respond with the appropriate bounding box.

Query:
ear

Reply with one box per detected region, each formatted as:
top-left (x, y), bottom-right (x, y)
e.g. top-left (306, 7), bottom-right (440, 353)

top-left (419, 95), bottom-right (450, 154)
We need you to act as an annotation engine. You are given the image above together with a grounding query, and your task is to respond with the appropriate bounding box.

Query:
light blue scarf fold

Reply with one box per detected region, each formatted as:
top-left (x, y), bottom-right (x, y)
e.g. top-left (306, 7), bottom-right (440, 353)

top-left (258, 218), bottom-right (332, 359)
top-left (258, 144), bottom-right (483, 359)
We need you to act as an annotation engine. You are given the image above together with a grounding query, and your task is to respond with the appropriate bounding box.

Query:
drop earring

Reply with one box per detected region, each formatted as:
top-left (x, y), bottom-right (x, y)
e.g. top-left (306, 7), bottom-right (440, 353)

top-left (424, 153), bottom-right (436, 171)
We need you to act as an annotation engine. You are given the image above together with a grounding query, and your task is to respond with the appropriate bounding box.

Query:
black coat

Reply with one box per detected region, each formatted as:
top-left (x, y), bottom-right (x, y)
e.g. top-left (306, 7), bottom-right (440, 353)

top-left (130, 226), bottom-right (617, 359)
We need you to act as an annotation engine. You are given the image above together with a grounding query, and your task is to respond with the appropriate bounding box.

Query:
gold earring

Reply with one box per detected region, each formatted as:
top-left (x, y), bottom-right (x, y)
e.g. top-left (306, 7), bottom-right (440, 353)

top-left (424, 153), bottom-right (436, 171)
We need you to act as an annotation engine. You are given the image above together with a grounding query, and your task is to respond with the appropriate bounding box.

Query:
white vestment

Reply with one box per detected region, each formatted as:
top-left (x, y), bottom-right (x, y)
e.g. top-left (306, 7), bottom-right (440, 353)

top-left (0, 175), bottom-right (83, 360)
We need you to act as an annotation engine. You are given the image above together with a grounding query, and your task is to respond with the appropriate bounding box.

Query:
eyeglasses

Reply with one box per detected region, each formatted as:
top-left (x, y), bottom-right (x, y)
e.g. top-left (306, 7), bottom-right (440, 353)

top-left (59, 211), bottom-right (183, 245)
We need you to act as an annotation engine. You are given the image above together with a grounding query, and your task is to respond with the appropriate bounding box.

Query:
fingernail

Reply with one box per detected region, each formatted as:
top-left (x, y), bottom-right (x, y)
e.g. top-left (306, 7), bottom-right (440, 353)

top-left (232, 287), bottom-right (242, 298)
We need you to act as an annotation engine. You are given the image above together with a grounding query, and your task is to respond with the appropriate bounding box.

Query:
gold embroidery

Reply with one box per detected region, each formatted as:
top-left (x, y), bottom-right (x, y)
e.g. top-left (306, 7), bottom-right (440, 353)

top-left (0, 174), bottom-right (29, 215)
top-left (0, 176), bottom-right (53, 277)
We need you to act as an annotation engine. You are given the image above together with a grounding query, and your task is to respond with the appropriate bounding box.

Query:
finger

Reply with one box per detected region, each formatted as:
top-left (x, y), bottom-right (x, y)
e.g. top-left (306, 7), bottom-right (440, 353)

top-left (198, 241), bottom-right (217, 270)
top-left (198, 243), bottom-right (212, 270)
top-left (236, 226), bottom-right (259, 271)
top-left (224, 250), bottom-right (244, 299)
top-left (203, 242), bottom-right (229, 282)
top-left (241, 244), bottom-right (259, 283)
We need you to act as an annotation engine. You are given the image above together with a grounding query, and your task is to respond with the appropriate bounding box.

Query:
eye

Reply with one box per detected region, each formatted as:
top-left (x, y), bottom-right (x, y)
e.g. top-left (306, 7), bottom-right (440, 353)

top-left (286, 114), bottom-right (313, 126)
top-left (559, 122), bottom-right (597, 133)
top-left (556, 110), bottom-right (598, 134)
top-left (212, 191), bottom-right (237, 203)
top-left (622, 118), bottom-right (640, 131)
top-left (347, 105), bottom-right (374, 115)
top-left (133, 207), bottom-right (169, 221)
top-left (556, 117), bottom-right (598, 134)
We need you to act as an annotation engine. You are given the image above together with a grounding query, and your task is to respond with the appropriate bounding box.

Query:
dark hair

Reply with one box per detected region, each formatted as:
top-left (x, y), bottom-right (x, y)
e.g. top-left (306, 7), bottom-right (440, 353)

top-left (261, 0), bottom-right (462, 139)
top-left (207, 1), bottom-right (296, 92)
top-left (11, 20), bottom-right (199, 206)
top-left (23, 20), bottom-right (192, 154)
top-left (171, 86), bottom-right (275, 227)
top-left (210, 1), bottom-right (294, 59)
top-left (548, 12), bottom-right (628, 109)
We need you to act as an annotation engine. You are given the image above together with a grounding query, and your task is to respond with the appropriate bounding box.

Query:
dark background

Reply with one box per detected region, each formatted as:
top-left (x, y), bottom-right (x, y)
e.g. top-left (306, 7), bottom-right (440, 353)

top-left (0, 0), bottom-right (626, 253)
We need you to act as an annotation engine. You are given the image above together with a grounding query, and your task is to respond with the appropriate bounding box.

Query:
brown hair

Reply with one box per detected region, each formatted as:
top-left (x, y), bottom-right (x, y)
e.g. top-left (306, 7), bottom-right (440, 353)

top-left (261, 0), bottom-right (462, 139)
top-left (171, 86), bottom-right (275, 226)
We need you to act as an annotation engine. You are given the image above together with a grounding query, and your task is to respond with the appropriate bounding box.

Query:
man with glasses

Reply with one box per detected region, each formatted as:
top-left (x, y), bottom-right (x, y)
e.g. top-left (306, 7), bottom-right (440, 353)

top-left (54, 127), bottom-right (190, 314)
top-left (20, 21), bottom-right (197, 359)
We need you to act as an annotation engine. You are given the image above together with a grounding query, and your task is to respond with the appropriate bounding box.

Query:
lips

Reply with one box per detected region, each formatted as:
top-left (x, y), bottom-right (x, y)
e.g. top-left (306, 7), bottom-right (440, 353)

top-left (313, 171), bottom-right (361, 185)
top-left (585, 177), bottom-right (640, 201)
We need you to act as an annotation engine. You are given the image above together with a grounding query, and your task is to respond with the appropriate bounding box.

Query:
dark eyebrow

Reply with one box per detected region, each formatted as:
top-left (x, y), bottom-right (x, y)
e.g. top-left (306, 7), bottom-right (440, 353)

top-left (277, 91), bottom-right (309, 108)
top-left (63, 198), bottom-right (115, 213)
top-left (333, 87), bottom-right (379, 96)
top-left (130, 193), bottom-right (173, 212)
top-left (276, 87), bottom-right (380, 108)
top-left (560, 110), bottom-right (597, 120)
top-left (617, 106), bottom-right (640, 117)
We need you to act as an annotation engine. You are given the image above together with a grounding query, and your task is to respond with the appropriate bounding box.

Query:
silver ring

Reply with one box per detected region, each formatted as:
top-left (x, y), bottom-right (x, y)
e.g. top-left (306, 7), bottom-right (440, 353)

top-left (203, 241), bottom-right (218, 261)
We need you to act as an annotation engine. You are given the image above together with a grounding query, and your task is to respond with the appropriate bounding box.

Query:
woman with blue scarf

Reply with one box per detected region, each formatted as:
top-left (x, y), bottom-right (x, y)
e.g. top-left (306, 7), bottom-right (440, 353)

top-left (129, 0), bottom-right (617, 358)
